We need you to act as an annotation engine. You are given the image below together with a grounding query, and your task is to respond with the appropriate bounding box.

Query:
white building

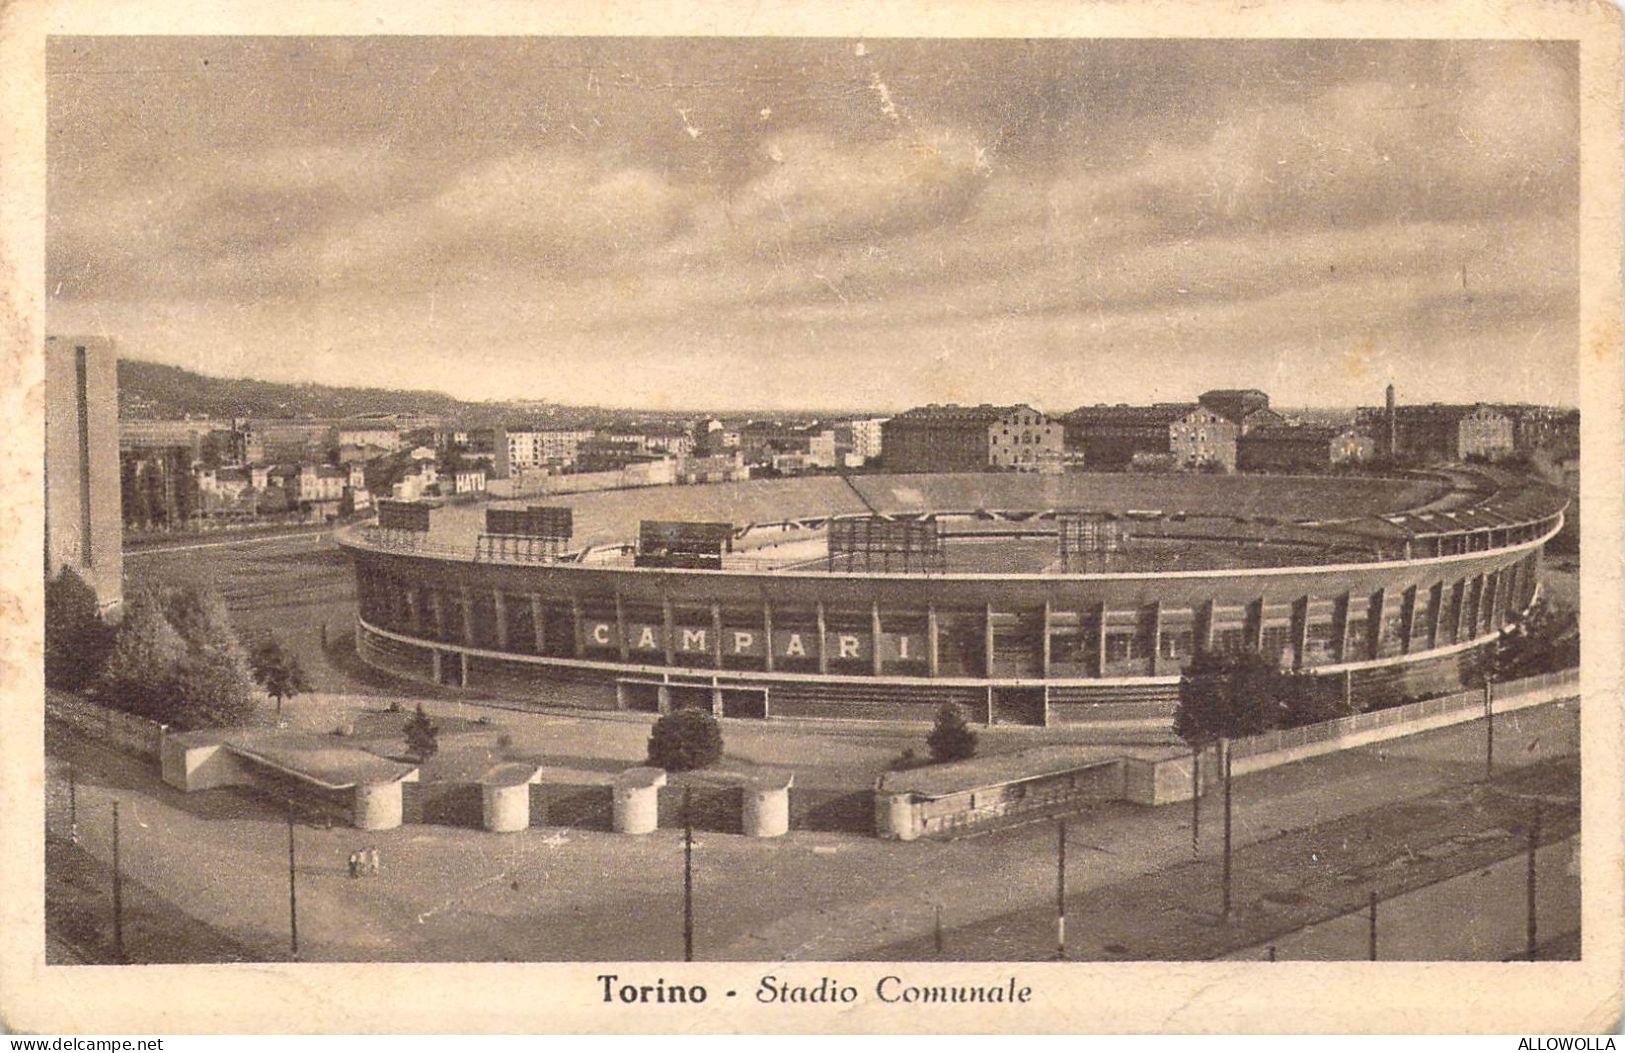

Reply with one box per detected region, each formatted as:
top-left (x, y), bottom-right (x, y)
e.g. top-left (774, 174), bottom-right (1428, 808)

top-left (848, 417), bottom-right (888, 462)
top-left (499, 428), bottom-right (597, 474)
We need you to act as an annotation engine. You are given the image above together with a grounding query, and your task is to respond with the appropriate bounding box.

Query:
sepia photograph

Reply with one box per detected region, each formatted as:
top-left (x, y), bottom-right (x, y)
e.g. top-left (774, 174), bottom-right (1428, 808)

top-left (7, 1), bottom-right (1622, 1035)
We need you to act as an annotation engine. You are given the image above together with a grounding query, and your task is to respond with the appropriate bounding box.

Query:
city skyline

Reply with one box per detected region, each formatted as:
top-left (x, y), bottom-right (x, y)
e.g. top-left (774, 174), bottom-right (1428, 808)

top-left (49, 38), bottom-right (1579, 412)
top-left (108, 352), bottom-right (1576, 421)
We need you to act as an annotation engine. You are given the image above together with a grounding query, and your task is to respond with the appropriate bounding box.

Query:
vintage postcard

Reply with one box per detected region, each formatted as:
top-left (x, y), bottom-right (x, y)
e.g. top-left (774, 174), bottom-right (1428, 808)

top-left (1, 0), bottom-right (1621, 1036)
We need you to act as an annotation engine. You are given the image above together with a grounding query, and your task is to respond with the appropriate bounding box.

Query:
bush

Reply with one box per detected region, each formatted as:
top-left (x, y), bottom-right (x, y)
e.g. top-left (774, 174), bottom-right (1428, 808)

top-left (646, 708), bottom-right (723, 772)
top-left (44, 568), bottom-right (113, 691)
top-left (926, 703), bottom-right (977, 763)
top-left (404, 703), bottom-right (440, 762)
top-left (887, 747), bottom-right (928, 771)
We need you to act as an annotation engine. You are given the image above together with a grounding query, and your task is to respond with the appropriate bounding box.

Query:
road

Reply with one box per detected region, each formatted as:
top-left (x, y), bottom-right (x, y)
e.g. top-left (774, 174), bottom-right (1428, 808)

top-left (45, 695), bottom-right (1578, 963)
top-left (1221, 837), bottom-right (1580, 961)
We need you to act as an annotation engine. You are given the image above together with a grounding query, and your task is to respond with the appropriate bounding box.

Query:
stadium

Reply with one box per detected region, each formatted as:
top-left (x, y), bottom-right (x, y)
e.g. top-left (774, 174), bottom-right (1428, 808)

top-left (337, 470), bottom-right (1566, 731)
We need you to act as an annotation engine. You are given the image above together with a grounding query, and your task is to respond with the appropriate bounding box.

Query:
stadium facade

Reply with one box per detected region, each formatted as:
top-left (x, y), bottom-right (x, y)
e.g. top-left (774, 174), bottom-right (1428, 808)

top-left (339, 472), bottom-right (1565, 729)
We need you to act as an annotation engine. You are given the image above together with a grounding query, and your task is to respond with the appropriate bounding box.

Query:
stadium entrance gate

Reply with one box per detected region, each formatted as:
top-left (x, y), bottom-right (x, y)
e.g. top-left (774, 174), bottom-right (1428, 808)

top-left (720, 687), bottom-right (768, 719)
top-left (991, 686), bottom-right (1046, 726)
top-left (669, 685), bottom-right (713, 712)
top-left (615, 677), bottom-right (769, 718)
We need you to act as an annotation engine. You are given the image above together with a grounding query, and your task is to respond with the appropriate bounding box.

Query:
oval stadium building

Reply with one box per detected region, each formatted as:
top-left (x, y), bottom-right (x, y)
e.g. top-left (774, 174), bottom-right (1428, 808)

top-left (338, 471), bottom-right (1565, 731)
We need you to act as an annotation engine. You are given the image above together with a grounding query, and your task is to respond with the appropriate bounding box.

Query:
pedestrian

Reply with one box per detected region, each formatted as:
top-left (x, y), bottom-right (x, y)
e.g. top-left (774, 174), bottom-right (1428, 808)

top-left (368, 845), bottom-right (380, 875)
top-left (348, 850), bottom-right (360, 879)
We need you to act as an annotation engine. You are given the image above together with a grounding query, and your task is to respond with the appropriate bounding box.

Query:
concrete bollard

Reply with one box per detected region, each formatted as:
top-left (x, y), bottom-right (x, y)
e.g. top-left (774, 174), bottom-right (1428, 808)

top-left (483, 782), bottom-right (530, 833)
top-left (741, 773), bottom-right (793, 838)
top-left (613, 766), bottom-right (667, 834)
top-left (479, 763), bottom-right (543, 833)
top-left (353, 779), bottom-right (404, 830)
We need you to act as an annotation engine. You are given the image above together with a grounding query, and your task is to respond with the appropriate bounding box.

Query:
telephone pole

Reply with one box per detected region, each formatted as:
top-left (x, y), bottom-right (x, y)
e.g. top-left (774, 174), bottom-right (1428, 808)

top-left (68, 764), bottom-right (78, 845)
top-left (1221, 741), bottom-right (1233, 919)
top-left (287, 800), bottom-right (299, 959)
top-left (1367, 891), bottom-right (1378, 961)
top-left (683, 786), bottom-right (694, 963)
top-left (1055, 819), bottom-right (1068, 960)
top-left (1484, 678), bottom-right (1495, 781)
top-left (111, 800), bottom-right (125, 962)
top-left (1526, 802), bottom-right (1541, 961)
top-left (1191, 747), bottom-right (1201, 855)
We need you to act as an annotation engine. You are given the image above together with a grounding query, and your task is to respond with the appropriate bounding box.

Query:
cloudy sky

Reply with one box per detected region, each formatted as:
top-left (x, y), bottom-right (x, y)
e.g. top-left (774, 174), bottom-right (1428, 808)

top-left (47, 37), bottom-right (1578, 412)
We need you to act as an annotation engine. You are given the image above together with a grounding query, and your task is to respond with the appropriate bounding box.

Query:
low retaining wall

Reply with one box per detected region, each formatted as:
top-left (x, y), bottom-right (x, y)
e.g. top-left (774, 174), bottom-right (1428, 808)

top-left (1127, 668), bottom-right (1579, 804)
top-left (48, 694), bottom-right (166, 759)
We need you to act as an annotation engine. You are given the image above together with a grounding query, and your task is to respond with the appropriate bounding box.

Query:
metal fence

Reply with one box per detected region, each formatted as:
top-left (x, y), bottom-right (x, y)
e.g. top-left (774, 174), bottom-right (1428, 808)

top-left (1228, 667), bottom-right (1579, 761)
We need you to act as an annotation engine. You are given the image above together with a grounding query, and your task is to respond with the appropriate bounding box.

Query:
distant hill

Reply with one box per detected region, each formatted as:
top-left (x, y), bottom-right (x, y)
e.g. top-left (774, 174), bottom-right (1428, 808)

top-left (116, 358), bottom-right (601, 427)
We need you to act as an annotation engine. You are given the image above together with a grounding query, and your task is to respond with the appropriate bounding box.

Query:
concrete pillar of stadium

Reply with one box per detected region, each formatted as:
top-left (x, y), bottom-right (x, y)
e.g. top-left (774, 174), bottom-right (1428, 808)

top-left (926, 605), bottom-right (940, 677)
top-left (1370, 588), bottom-right (1388, 659)
top-left (1426, 582), bottom-right (1444, 649)
top-left (459, 584), bottom-right (476, 644)
top-left (815, 602), bottom-right (829, 674)
top-left (762, 598), bottom-right (775, 673)
top-left (662, 596), bottom-right (676, 667)
top-left (1146, 600), bottom-right (1162, 677)
top-left (612, 767), bottom-right (666, 835)
top-left (1399, 586), bottom-right (1418, 654)
top-left (353, 780), bottom-right (404, 831)
top-left (741, 773), bottom-right (793, 838)
top-left (1291, 597), bottom-right (1310, 670)
top-left (871, 602), bottom-right (883, 677)
top-left (493, 590), bottom-right (509, 650)
top-left (983, 603), bottom-right (995, 683)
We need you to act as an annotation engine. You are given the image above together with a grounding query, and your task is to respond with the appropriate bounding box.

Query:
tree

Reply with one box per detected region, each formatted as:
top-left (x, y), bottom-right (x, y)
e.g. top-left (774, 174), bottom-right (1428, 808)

top-left (161, 582), bottom-right (259, 727)
top-left (167, 650), bottom-right (260, 729)
top-left (94, 586), bottom-right (187, 721)
top-left (1494, 600), bottom-right (1580, 680)
top-left (404, 703), bottom-right (440, 762)
top-left (1173, 650), bottom-right (1288, 748)
top-left (1279, 671), bottom-right (1355, 729)
top-left (250, 636), bottom-right (313, 715)
top-left (646, 708), bottom-right (723, 772)
top-left (926, 702), bottom-right (978, 763)
top-left (44, 568), bottom-right (113, 691)
top-left (164, 584), bottom-right (246, 661)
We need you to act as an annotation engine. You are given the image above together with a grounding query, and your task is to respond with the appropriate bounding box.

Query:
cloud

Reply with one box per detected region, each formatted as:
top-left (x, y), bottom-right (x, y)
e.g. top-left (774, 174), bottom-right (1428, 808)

top-left (701, 128), bottom-right (992, 256)
top-left (44, 38), bottom-right (1579, 409)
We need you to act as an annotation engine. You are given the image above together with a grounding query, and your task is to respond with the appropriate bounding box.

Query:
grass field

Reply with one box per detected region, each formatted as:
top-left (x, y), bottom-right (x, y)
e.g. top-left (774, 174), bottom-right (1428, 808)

top-left (420, 472), bottom-right (1447, 554)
